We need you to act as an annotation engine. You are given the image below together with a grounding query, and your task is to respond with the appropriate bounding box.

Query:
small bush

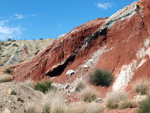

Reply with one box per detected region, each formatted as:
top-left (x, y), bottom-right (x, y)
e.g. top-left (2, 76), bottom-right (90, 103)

top-left (138, 95), bottom-right (150, 113)
top-left (0, 74), bottom-right (11, 83)
top-left (75, 81), bottom-right (86, 92)
top-left (4, 68), bottom-right (14, 75)
top-left (106, 91), bottom-right (132, 109)
top-left (89, 69), bottom-right (113, 86)
top-left (34, 81), bottom-right (52, 93)
top-left (133, 79), bottom-right (149, 95)
top-left (79, 87), bottom-right (97, 102)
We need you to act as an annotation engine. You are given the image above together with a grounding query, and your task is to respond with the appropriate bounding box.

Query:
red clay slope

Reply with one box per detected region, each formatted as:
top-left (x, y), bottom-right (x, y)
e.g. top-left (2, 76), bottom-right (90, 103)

top-left (13, 0), bottom-right (150, 91)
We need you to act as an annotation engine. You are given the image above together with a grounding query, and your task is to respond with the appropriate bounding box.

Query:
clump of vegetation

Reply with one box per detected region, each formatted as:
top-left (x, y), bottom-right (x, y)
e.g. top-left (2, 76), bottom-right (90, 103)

top-left (89, 69), bottom-right (114, 86)
top-left (75, 80), bottom-right (86, 92)
top-left (138, 95), bottom-right (150, 113)
top-left (79, 87), bottom-right (98, 102)
top-left (133, 79), bottom-right (149, 95)
top-left (4, 68), bottom-right (14, 75)
top-left (34, 81), bottom-right (52, 93)
top-left (25, 89), bottom-right (103, 113)
top-left (106, 91), bottom-right (133, 109)
top-left (67, 102), bottom-right (103, 113)
top-left (87, 102), bottom-right (103, 113)
top-left (42, 90), bottom-right (66, 113)
top-left (40, 38), bottom-right (43, 40)
top-left (24, 102), bottom-right (41, 113)
top-left (0, 74), bottom-right (11, 83)
top-left (42, 104), bottom-right (51, 113)
top-left (12, 43), bottom-right (18, 47)
top-left (118, 99), bottom-right (133, 109)
top-left (7, 38), bottom-right (16, 42)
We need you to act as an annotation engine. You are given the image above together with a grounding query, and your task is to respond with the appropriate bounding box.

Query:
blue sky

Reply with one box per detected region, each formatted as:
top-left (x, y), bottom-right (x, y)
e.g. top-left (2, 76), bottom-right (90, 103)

top-left (0, 0), bottom-right (138, 41)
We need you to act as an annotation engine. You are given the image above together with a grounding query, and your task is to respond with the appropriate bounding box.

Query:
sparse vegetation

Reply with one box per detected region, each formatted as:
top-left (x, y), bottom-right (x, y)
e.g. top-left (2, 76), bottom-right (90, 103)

top-left (75, 80), bottom-right (86, 92)
top-left (0, 74), bottom-right (11, 83)
top-left (24, 89), bottom-right (104, 113)
top-left (50, 99), bottom-right (67, 113)
top-left (24, 102), bottom-right (41, 113)
top-left (40, 38), bottom-right (43, 40)
top-left (7, 38), bottom-right (16, 42)
top-left (106, 91), bottom-right (133, 109)
top-left (34, 81), bottom-right (52, 93)
top-left (42, 90), bottom-right (66, 113)
top-left (133, 79), bottom-right (149, 95)
top-left (67, 102), bottom-right (103, 113)
top-left (118, 99), bottom-right (133, 109)
top-left (138, 95), bottom-right (150, 113)
top-left (79, 87), bottom-right (98, 102)
top-left (12, 43), bottom-right (18, 47)
top-left (89, 69), bottom-right (113, 86)
top-left (4, 68), bottom-right (14, 75)
top-left (87, 102), bottom-right (103, 113)
top-left (43, 104), bottom-right (51, 113)
top-left (23, 79), bottom-right (34, 88)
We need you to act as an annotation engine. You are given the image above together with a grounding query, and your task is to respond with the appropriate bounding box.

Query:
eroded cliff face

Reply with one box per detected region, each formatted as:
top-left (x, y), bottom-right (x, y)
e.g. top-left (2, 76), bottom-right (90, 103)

top-left (0, 39), bottom-right (52, 68)
top-left (12, 0), bottom-right (150, 91)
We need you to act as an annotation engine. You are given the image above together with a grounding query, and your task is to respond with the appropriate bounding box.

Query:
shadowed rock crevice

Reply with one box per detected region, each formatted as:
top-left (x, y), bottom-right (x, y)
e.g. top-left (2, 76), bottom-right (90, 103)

top-left (46, 55), bottom-right (75, 77)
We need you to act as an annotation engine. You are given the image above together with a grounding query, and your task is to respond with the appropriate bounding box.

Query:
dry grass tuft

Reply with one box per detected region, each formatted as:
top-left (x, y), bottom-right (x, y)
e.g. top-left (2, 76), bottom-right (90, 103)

top-left (67, 102), bottom-right (103, 113)
top-left (106, 90), bottom-right (133, 109)
top-left (25, 89), bottom-right (103, 113)
top-left (24, 102), bottom-right (42, 113)
top-left (75, 80), bottom-right (86, 92)
top-left (67, 103), bottom-right (87, 113)
top-left (79, 87), bottom-right (98, 102)
top-left (0, 74), bottom-right (11, 83)
top-left (133, 79), bottom-right (150, 95)
top-left (42, 90), bottom-right (66, 113)
top-left (87, 102), bottom-right (103, 113)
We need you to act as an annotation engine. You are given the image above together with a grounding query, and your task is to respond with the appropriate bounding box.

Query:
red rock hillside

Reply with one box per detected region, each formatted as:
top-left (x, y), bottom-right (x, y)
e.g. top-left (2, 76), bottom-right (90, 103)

top-left (13, 0), bottom-right (150, 91)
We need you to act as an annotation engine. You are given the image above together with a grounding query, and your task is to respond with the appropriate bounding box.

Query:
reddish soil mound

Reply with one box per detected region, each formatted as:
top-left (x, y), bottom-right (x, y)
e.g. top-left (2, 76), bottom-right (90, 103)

top-left (13, 0), bottom-right (150, 93)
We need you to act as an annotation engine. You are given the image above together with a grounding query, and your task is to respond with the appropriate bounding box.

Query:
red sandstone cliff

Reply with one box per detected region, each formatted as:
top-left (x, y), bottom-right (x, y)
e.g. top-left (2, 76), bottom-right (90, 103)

top-left (13, 0), bottom-right (150, 91)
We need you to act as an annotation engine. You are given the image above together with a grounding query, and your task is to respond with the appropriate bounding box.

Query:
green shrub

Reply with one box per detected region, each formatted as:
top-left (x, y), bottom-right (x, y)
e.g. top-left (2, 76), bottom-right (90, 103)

top-left (138, 96), bottom-right (150, 113)
top-left (34, 81), bottom-right (52, 93)
top-left (89, 69), bottom-right (113, 86)
top-left (4, 68), bottom-right (14, 75)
